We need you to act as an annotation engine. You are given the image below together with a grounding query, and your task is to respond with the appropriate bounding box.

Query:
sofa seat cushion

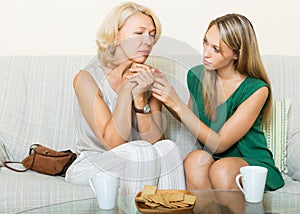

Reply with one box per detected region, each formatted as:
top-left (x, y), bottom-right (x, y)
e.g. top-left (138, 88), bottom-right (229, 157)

top-left (0, 168), bottom-right (93, 214)
top-left (275, 174), bottom-right (300, 194)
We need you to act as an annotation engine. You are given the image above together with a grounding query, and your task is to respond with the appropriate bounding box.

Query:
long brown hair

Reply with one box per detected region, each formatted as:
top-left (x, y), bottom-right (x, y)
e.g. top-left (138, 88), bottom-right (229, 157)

top-left (202, 13), bottom-right (272, 124)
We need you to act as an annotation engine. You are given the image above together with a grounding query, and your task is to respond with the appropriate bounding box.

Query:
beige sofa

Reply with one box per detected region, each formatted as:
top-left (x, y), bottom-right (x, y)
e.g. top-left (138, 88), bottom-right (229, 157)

top-left (1, 53), bottom-right (300, 213)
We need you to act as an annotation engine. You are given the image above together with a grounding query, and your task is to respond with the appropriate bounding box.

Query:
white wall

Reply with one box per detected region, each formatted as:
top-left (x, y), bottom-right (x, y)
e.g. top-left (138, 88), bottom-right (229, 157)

top-left (0, 0), bottom-right (299, 56)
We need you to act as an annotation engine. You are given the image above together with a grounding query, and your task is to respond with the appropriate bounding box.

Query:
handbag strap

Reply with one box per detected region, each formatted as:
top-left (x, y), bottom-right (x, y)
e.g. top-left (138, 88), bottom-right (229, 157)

top-left (3, 161), bottom-right (29, 172)
top-left (4, 145), bottom-right (38, 172)
top-left (29, 143), bottom-right (40, 155)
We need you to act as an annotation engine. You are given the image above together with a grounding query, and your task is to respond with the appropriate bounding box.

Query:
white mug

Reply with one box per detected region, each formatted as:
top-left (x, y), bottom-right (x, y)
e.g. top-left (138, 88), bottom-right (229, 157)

top-left (89, 172), bottom-right (119, 210)
top-left (235, 166), bottom-right (268, 203)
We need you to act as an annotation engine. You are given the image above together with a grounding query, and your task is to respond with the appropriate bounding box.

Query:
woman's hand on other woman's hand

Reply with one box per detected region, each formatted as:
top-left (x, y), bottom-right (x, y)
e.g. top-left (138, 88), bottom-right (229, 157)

top-left (152, 73), bottom-right (182, 112)
top-left (127, 63), bottom-right (157, 99)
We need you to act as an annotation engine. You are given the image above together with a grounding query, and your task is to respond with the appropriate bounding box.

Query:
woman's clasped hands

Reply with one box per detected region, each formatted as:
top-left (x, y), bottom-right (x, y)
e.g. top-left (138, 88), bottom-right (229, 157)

top-left (126, 63), bottom-right (181, 109)
top-left (126, 63), bottom-right (160, 98)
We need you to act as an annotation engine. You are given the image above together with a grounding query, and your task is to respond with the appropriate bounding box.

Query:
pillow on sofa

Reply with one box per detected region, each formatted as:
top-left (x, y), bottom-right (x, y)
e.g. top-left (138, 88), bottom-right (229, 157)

top-left (0, 137), bottom-right (9, 166)
top-left (262, 99), bottom-right (290, 174)
top-left (286, 130), bottom-right (300, 181)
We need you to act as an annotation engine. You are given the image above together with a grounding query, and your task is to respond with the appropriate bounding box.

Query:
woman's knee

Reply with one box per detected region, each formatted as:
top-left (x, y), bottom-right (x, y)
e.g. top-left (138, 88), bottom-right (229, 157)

top-left (154, 139), bottom-right (181, 157)
top-left (112, 140), bottom-right (156, 161)
top-left (184, 150), bottom-right (214, 189)
top-left (209, 157), bottom-right (248, 189)
top-left (184, 150), bottom-right (213, 169)
top-left (154, 139), bottom-right (177, 149)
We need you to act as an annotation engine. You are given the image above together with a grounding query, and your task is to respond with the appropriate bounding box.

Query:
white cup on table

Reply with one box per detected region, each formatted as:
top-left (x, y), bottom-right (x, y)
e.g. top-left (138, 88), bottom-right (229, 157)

top-left (89, 172), bottom-right (119, 210)
top-left (235, 166), bottom-right (268, 203)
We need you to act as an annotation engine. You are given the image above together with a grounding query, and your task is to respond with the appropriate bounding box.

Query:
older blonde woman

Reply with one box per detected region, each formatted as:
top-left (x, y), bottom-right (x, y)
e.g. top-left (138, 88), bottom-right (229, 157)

top-left (66, 2), bottom-right (185, 194)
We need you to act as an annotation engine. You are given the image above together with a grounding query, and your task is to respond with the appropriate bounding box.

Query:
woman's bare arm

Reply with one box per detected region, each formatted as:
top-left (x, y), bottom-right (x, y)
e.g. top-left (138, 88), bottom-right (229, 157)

top-left (128, 64), bottom-right (165, 143)
top-left (152, 75), bottom-right (269, 153)
top-left (180, 87), bottom-right (268, 153)
top-left (73, 70), bottom-right (134, 149)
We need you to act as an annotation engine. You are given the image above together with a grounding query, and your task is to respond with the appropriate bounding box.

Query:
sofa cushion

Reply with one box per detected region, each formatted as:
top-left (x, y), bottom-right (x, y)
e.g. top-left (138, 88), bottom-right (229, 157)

top-left (262, 99), bottom-right (290, 173)
top-left (261, 55), bottom-right (300, 182)
top-left (0, 168), bottom-right (93, 213)
top-left (286, 129), bottom-right (300, 181)
top-left (276, 174), bottom-right (300, 194)
top-left (0, 56), bottom-right (92, 162)
top-left (0, 137), bottom-right (9, 166)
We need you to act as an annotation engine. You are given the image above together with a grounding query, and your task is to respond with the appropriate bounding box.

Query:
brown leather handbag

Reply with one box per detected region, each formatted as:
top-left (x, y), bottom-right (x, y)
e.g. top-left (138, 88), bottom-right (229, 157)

top-left (4, 144), bottom-right (77, 176)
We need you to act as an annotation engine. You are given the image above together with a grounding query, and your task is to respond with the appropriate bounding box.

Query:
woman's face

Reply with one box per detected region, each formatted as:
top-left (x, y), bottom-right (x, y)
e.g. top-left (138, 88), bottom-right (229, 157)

top-left (202, 24), bottom-right (237, 72)
top-left (117, 12), bottom-right (156, 64)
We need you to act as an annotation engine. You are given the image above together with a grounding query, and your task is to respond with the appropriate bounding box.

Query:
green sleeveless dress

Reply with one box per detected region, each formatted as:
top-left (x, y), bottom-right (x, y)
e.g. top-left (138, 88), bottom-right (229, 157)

top-left (187, 65), bottom-right (284, 191)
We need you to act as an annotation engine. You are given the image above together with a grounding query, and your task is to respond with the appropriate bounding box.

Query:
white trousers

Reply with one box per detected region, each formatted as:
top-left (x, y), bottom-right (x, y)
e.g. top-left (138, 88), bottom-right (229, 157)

top-left (65, 140), bottom-right (186, 193)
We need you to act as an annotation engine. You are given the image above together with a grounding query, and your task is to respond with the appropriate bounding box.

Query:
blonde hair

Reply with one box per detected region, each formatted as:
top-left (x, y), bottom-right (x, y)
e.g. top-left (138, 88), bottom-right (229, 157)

top-left (96, 2), bottom-right (162, 68)
top-left (202, 14), bottom-right (272, 123)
